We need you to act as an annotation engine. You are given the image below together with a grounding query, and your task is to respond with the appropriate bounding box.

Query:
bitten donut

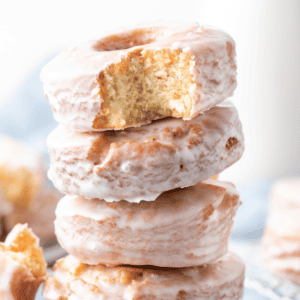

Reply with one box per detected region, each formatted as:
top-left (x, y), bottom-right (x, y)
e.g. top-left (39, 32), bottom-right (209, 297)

top-left (262, 178), bottom-right (300, 284)
top-left (0, 224), bottom-right (47, 300)
top-left (55, 179), bottom-right (240, 267)
top-left (40, 22), bottom-right (237, 131)
top-left (43, 253), bottom-right (245, 300)
top-left (47, 100), bottom-right (244, 202)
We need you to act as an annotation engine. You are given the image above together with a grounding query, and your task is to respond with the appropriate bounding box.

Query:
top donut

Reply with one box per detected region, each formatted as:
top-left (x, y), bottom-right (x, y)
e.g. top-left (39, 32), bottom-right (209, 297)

top-left (41, 23), bottom-right (237, 131)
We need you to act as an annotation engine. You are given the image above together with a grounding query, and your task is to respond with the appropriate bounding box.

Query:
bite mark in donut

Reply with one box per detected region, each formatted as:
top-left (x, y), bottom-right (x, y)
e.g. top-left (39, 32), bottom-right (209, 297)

top-left (94, 46), bottom-right (194, 130)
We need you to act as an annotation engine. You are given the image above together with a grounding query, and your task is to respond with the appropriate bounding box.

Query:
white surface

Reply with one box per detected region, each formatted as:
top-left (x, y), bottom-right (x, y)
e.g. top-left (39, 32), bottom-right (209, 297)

top-left (0, 0), bottom-right (299, 183)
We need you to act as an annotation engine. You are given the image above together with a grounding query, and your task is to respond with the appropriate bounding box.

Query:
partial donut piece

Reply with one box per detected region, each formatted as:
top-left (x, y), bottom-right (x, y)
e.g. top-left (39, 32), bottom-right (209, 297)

top-left (43, 253), bottom-right (245, 300)
top-left (47, 100), bottom-right (244, 202)
top-left (0, 224), bottom-right (47, 300)
top-left (262, 178), bottom-right (300, 285)
top-left (41, 22), bottom-right (237, 131)
top-left (55, 179), bottom-right (240, 267)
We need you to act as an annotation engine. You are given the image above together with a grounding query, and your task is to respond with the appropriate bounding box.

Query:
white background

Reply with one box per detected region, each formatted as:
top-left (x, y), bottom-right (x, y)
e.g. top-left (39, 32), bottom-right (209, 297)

top-left (0, 0), bottom-right (299, 184)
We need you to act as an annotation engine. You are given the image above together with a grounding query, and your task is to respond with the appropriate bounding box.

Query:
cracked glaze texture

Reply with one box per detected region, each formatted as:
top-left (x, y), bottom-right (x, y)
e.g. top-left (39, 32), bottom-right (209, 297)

top-left (47, 100), bottom-right (244, 202)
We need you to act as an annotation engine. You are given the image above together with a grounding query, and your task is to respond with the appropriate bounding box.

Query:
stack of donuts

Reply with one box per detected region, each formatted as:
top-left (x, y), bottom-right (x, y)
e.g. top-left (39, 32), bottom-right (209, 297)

top-left (41, 23), bottom-right (246, 299)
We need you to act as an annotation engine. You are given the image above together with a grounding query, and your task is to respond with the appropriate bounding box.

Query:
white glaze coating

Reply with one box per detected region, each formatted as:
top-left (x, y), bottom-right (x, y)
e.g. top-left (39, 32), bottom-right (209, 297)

top-left (55, 179), bottom-right (240, 267)
top-left (43, 253), bottom-right (245, 300)
top-left (47, 100), bottom-right (244, 202)
top-left (41, 22), bottom-right (237, 131)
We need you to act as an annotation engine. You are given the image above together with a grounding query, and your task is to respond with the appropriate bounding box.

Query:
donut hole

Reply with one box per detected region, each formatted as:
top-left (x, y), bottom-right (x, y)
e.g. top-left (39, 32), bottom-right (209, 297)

top-left (94, 47), bottom-right (195, 129)
top-left (93, 29), bottom-right (159, 51)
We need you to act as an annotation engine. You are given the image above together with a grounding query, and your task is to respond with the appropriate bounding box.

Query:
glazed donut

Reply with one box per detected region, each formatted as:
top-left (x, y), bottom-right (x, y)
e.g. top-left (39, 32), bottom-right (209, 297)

top-left (0, 224), bottom-right (47, 299)
top-left (40, 22), bottom-right (237, 131)
top-left (55, 179), bottom-right (240, 267)
top-left (43, 252), bottom-right (245, 300)
top-left (47, 100), bottom-right (244, 202)
top-left (262, 178), bottom-right (300, 284)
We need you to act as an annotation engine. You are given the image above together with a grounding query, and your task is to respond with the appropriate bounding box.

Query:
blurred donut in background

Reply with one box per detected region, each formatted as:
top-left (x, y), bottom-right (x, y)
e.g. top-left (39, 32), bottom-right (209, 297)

top-left (0, 136), bottom-right (61, 246)
top-left (0, 136), bottom-right (46, 208)
top-left (262, 178), bottom-right (300, 285)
